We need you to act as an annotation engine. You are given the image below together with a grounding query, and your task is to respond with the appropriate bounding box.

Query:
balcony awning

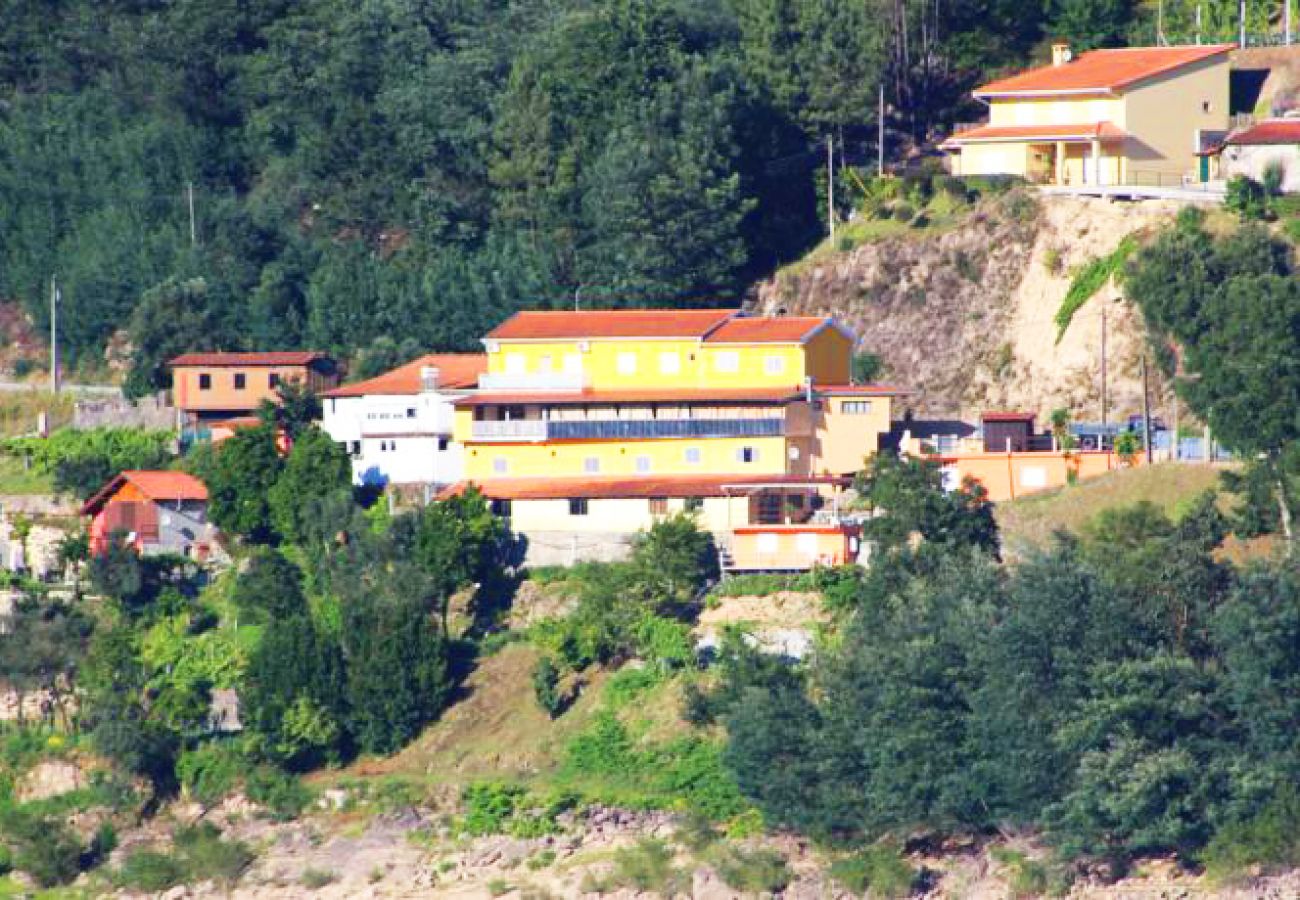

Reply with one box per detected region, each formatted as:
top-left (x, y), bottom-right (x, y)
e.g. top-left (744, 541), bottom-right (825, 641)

top-left (942, 121), bottom-right (1127, 148)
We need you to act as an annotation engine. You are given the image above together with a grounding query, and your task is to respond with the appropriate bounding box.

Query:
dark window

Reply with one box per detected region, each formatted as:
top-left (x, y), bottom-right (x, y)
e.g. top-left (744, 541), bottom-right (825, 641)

top-left (685, 497), bottom-right (704, 512)
top-left (491, 499), bottom-right (512, 518)
top-left (233, 373), bottom-right (246, 390)
top-left (269, 373), bottom-right (281, 388)
top-left (649, 497), bottom-right (669, 515)
top-left (569, 498), bottom-right (589, 516)
top-left (437, 437), bottom-right (449, 452)
top-left (198, 373), bottom-right (211, 390)
top-left (406, 408), bottom-right (416, 418)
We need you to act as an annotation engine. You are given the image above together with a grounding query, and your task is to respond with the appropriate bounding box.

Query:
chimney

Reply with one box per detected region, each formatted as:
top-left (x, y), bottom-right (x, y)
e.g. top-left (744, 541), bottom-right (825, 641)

top-left (420, 366), bottom-right (439, 392)
top-left (1051, 42), bottom-right (1072, 67)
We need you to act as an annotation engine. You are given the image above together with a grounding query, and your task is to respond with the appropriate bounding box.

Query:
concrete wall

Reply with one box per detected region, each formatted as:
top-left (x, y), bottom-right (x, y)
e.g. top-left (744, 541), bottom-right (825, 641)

top-left (1222, 143), bottom-right (1300, 192)
top-left (74, 392), bottom-right (176, 430)
top-left (1119, 56), bottom-right (1230, 183)
top-left (940, 450), bottom-right (1138, 502)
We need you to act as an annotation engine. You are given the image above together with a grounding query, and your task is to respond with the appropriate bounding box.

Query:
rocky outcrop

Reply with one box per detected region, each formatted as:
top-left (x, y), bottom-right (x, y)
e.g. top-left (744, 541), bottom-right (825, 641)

top-left (756, 192), bottom-right (1183, 421)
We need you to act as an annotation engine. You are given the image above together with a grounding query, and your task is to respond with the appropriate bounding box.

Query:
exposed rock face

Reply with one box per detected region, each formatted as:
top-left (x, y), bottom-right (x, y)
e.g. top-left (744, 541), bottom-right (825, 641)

top-left (16, 758), bottom-right (86, 802)
top-left (755, 192), bottom-right (1184, 422)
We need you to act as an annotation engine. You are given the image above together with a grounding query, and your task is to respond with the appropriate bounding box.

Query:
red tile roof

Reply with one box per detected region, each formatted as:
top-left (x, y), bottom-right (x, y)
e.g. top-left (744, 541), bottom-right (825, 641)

top-left (456, 387), bottom-right (804, 407)
top-left (486, 309), bottom-right (736, 340)
top-left (169, 351), bottom-right (332, 367)
top-left (1225, 119), bottom-right (1300, 145)
top-left (704, 316), bottom-right (834, 344)
top-left (981, 411), bottom-right (1036, 422)
top-left (944, 122), bottom-right (1127, 145)
top-left (975, 44), bottom-right (1233, 97)
top-left (82, 470), bottom-right (208, 516)
top-left (437, 474), bottom-right (848, 502)
top-left (322, 354), bottom-right (487, 398)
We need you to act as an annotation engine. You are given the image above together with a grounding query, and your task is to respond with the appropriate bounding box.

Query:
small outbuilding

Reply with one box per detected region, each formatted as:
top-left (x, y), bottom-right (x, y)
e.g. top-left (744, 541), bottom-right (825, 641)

top-left (1218, 118), bottom-right (1300, 192)
top-left (82, 470), bottom-right (216, 559)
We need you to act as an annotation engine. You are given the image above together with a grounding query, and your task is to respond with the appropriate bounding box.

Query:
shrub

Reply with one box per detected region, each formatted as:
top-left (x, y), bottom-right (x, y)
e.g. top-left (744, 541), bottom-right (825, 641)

top-left (1201, 789), bottom-right (1300, 883)
top-left (176, 743), bottom-right (244, 806)
top-left (246, 766), bottom-right (312, 821)
top-left (710, 846), bottom-right (790, 893)
top-left (116, 849), bottom-right (187, 892)
top-left (301, 867), bottom-right (338, 889)
top-left (990, 847), bottom-right (1068, 898)
top-left (532, 656), bottom-right (564, 718)
top-left (709, 573), bottom-right (804, 598)
top-left (0, 809), bottom-right (83, 887)
top-left (1054, 236), bottom-right (1136, 341)
top-left (892, 203), bottom-right (915, 222)
top-left (173, 822), bottom-right (255, 888)
top-left (602, 665), bottom-right (663, 710)
top-left (1225, 174), bottom-right (1267, 220)
top-left (830, 844), bottom-right (916, 898)
top-left (607, 839), bottom-right (685, 894)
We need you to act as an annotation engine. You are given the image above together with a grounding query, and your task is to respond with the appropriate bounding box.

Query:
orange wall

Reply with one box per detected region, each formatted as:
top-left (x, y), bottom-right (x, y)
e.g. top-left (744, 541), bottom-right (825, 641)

top-left (944, 450), bottom-right (1142, 502)
top-left (174, 365), bottom-right (340, 414)
top-left (729, 525), bottom-right (859, 571)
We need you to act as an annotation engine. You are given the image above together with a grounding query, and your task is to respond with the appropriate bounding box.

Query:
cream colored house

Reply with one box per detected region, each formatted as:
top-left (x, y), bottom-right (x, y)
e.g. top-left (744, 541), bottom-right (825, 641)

top-left (944, 43), bottom-right (1233, 187)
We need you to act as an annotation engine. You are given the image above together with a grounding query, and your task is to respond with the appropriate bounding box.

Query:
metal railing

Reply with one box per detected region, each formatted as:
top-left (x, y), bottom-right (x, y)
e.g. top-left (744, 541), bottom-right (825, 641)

top-left (478, 372), bottom-right (586, 391)
top-left (471, 417), bottom-right (784, 441)
top-left (470, 420), bottom-right (548, 441)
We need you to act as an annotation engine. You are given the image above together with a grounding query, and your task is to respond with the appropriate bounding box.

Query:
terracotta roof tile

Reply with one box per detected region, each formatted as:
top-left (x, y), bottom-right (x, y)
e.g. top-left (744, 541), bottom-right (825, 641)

top-left (944, 122), bottom-right (1127, 145)
top-left (975, 44), bottom-right (1233, 97)
top-left (1224, 119), bottom-right (1300, 145)
top-left (818, 383), bottom-right (914, 396)
top-left (486, 309), bottom-right (736, 340)
top-left (704, 316), bottom-right (831, 343)
top-left (437, 474), bottom-right (847, 502)
top-left (82, 470), bottom-right (208, 516)
top-left (169, 351), bottom-right (333, 367)
top-left (322, 354), bottom-right (487, 398)
top-left (981, 411), bottom-right (1037, 422)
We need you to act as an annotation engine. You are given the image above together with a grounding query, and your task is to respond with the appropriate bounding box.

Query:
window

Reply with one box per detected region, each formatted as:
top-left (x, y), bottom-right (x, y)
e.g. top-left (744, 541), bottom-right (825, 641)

top-left (1202, 100), bottom-right (1212, 113)
top-left (490, 499), bottom-right (512, 518)
top-left (658, 352), bottom-right (681, 375)
top-left (563, 354), bottom-right (582, 375)
top-left (505, 353), bottom-right (526, 375)
top-left (737, 446), bottom-right (758, 464)
top-left (763, 355), bottom-right (785, 375)
top-left (198, 373), bottom-right (212, 390)
top-left (842, 400), bottom-right (874, 414)
top-left (538, 354), bottom-right (553, 373)
top-left (233, 373), bottom-right (246, 390)
top-left (714, 351), bottom-right (739, 373)
top-left (584, 457), bottom-right (600, 474)
top-left (349, 441), bottom-right (361, 456)
top-left (616, 352), bottom-right (637, 375)
top-left (685, 497), bottom-right (704, 512)
top-left (684, 447), bottom-right (702, 464)
top-left (756, 532), bottom-right (780, 554)
top-left (635, 455), bottom-right (651, 473)
top-left (568, 498), bottom-right (589, 516)
top-left (269, 373), bottom-right (280, 388)
top-left (796, 532), bottom-right (819, 557)
top-left (649, 497), bottom-right (669, 515)
top-left (493, 457), bottom-right (508, 474)
top-left (437, 437), bottom-right (449, 452)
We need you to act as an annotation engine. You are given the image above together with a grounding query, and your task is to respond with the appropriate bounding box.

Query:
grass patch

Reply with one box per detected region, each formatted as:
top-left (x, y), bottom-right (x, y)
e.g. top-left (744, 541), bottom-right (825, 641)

top-left (300, 867), bottom-right (338, 889)
top-left (829, 844), bottom-right (917, 898)
top-left (0, 455), bottom-right (54, 495)
top-left (1054, 235), bottom-right (1136, 342)
top-left (115, 822), bottom-right (256, 892)
top-left (582, 839), bottom-right (686, 895)
top-left (708, 846), bottom-right (791, 894)
top-left (990, 846), bottom-right (1070, 898)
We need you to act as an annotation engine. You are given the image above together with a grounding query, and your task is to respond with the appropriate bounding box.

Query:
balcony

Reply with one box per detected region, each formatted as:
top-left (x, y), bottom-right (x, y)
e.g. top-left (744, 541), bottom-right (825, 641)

top-left (469, 417), bottom-right (784, 442)
top-left (478, 372), bottom-right (586, 391)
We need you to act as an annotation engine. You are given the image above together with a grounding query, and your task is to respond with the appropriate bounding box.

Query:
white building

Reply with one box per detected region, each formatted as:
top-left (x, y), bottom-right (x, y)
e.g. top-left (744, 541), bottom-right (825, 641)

top-left (321, 354), bottom-right (486, 488)
top-left (1218, 118), bottom-right (1300, 193)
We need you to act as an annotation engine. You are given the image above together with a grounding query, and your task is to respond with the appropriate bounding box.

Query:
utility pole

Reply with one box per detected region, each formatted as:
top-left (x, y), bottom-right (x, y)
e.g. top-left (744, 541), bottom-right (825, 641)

top-left (877, 83), bottom-right (885, 178)
top-left (1157, 0), bottom-right (1166, 45)
top-left (573, 284), bottom-right (582, 312)
top-left (826, 134), bottom-right (835, 240)
top-left (1196, 1), bottom-right (1204, 44)
top-left (49, 275), bottom-right (59, 395)
top-left (1141, 353), bottom-right (1153, 465)
top-left (1240, 0), bottom-right (1248, 48)
top-left (187, 181), bottom-right (197, 247)
top-left (1100, 304), bottom-right (1108, 428)
top-left (1287, 0), bottom-right (1293, 46)
top-left (1171, 386), bottom-right (1179, 462)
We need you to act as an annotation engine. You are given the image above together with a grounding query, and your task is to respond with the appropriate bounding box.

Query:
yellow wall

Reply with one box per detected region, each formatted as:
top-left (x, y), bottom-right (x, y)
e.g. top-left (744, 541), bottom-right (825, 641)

top-left (463, 435), bottom-right (790, 480)
top-left (730, 527), bottom-right (858, 571)
top-left (812, 395), bottom-right (895, 475)
top-left (505, 495), bottom-right (750, 534)
top-left (953, 141), bottom-right (1031, 177)
top-left (803, 327), bottom-right (853, 384)
top-left (988, 95), bottom-right (1123, 127)
top-left (487, 337), bottom-right (828, 390)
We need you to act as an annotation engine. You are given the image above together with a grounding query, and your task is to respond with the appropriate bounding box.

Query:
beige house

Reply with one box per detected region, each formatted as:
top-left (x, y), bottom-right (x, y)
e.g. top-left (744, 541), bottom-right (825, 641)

top-left (944, 43), bottom-right (1233, 187)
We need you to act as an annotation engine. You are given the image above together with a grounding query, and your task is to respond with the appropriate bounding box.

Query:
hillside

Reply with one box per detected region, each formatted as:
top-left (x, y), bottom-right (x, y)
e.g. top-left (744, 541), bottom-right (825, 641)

top-left (756, 191), bottom-right (1185, 419)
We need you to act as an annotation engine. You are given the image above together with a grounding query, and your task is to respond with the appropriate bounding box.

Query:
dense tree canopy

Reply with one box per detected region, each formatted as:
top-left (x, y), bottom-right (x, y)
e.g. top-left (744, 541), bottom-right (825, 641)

top-left (0, 0), bottom-right (1193, 376)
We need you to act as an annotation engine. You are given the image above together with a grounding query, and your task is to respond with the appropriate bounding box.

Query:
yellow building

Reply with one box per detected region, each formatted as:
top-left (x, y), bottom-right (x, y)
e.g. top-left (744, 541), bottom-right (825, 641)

top-left (444, 309), bottom-right (909, 569)
top-left (944, 42), bottom-right (1232, 187)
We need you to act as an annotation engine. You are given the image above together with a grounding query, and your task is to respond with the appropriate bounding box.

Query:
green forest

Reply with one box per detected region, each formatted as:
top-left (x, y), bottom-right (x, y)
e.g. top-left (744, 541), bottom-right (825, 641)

top-left (0, 0), bottom-right (1247, 393)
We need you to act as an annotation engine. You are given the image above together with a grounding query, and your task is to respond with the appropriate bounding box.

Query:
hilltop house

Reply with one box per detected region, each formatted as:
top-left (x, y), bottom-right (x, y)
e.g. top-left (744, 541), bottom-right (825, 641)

top-left (169, 352), bottom-right (341, 435)
top-left (943, 43), bottom-right (1232, 187)
top-left (443, 309), bottom-right (909, 569)
top-left (321, 353), bottom-right (487, 488)
top-left (82, 470), bottom-right (217, 559)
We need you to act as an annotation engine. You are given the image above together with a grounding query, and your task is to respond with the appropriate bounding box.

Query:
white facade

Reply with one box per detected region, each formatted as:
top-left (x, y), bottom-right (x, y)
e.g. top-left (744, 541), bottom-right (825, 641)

top-left (322, 376), bottom-right (469, 488)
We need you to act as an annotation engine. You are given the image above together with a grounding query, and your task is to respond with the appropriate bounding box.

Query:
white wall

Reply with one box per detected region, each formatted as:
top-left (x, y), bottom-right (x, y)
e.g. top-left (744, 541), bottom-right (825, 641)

top-left (1222, 144), bottom-right (1300, 193)
top-left (322, 391), bottom-right (465, 487)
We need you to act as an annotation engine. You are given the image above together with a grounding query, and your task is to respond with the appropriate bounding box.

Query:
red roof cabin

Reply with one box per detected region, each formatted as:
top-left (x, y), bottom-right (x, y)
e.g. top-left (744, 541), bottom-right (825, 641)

top-left (82, 470), bottom-right (215, 559)
top-left (168, 351), bottom-right (341, 432)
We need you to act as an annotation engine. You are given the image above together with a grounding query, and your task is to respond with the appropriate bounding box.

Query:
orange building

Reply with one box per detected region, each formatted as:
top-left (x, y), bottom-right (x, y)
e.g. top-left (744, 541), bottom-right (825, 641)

top-left (82, 470), bottom-right (215, 558)
top-left (169, 352), bottom-right (341, 430)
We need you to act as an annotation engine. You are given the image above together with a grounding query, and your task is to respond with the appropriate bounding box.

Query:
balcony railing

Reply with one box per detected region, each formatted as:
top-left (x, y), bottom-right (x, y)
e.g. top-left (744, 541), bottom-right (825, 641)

top-left (470, 420), bottom-right (549, 441)
top-left (470, 417), bottom-right (784, 442)
top-left (477, 372), bottom-right (587, 391)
